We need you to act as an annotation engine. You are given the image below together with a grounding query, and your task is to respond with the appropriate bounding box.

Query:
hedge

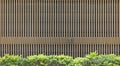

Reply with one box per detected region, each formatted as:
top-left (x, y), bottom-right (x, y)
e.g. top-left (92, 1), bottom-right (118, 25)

top-left (0, 52), bottom-right (120, 66)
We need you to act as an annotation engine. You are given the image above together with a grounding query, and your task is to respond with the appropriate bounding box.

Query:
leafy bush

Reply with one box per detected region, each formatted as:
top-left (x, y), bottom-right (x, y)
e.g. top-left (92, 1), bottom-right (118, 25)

top-left (0, 52), bottom-right (120, 66)
top-left (48, 55), bottom-right (73, 66)
top-left (26, 54), bottom-right (49, 66)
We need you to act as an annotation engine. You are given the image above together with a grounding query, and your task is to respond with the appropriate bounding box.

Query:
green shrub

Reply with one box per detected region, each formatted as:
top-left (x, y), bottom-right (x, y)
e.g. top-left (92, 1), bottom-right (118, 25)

top-left (0, 52), bottom-right (120, 66)
top-left (0, 54), bottom-right (22, 66)
top-left (81, 52), bottom-right (120, 66)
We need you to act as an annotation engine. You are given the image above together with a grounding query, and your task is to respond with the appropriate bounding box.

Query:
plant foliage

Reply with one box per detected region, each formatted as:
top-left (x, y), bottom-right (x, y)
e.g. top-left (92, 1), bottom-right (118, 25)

top-left (0, 52), bottom-right (120, 66)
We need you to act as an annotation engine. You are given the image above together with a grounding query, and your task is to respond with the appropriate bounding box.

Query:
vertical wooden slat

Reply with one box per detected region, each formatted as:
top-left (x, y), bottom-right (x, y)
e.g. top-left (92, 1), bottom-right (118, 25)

top-left (21, 44), bottom-right (23, 56)
top-left (0, 0), bottom-right (1, 37)
top-left (45, 0), bottom-right (47, 37)
top-left (113, 0), bottom-right (115, 37)
top-left (111, 0), bottom-right (113, 37)
top-left (93, 0), bottom-right (95, 37)
top-left (53, 0), bottom-right (55, 37)
top-left (1, 44), bottom-right (3, 56)
top-left (54, 0), bottom-right (56, 37)
top-left (20, 0), bottom-right (22, 37)
top-left (86, 0), bottom-right (88, 37)
top-left (98, 0), bottom-right (100, 37)
top-left (33, 0), bottom-right (38, 37)
top-left (119, 0), bottom-right (120, 37)
top-left (0, 44), bottom-right (1, 56)
top-left (115, 0), bottom-right (118, 37)
top-left (5, 0), bottom-right (8, 37)
top-left (17, 0), bottom-right (20, 37)
top-left (15, 44), bottom-right (17, 55)
top-left (61, 0), bottom-right (63, 37)
top-left (77, 0), bottom-right (79, 37)
top-left (15, 0), bottom-right (17, 37)
top-left (31, 0), bottom-right (33, 37)
top-left (22, 0), bottom-right (24, 37)
top-left (96, 0), bottom-right (98, 37)
top-left (73, 0), bottom-right (74, 37)
top-left (64, 0), bottom-right (65, 37)
top-left (0, 0), bottom-right (2, 37)
top-left (118, 44), bottom-right (119, 55)
top-left (13, 0), bottom-right (15, 37)
top-left (6, 0), bottom-right (7, 37)
top-left (48, 0), bottom-right (49, 37)
top-left (40, 0), bottom-right (42, 37)
top-left (106, 0), bottom-right (108, 37)
top-left (88, 0), bottom-right (90, 37)
top-left (102, 0), bottom-right (104, 37)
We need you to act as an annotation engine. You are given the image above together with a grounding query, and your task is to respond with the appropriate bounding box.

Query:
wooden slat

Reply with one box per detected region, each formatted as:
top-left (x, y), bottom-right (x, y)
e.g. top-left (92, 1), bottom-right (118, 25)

top-left (0, 0), bottom-right (1, 37)
top-left (0, 37), bottom-right (120, 44)
top-left (119, 0), bottom-right (120, 37)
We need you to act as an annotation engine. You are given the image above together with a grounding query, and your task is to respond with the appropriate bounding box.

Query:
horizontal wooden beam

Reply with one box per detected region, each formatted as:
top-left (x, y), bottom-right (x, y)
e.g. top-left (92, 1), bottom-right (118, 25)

top-left (0, 37), bottom-right (120, 44)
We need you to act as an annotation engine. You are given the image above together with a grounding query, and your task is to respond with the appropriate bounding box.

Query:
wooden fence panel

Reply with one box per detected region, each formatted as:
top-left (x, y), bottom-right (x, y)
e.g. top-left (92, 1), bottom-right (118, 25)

top-left (0, 0), bottom-right (120, 57)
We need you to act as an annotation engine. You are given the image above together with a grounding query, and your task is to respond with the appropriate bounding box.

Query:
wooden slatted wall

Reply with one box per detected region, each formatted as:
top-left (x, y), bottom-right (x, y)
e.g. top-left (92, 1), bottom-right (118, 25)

top-left (1, 0), bottom-right (119, 37)
top-left (0, 0), bottom-right (120, 57)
